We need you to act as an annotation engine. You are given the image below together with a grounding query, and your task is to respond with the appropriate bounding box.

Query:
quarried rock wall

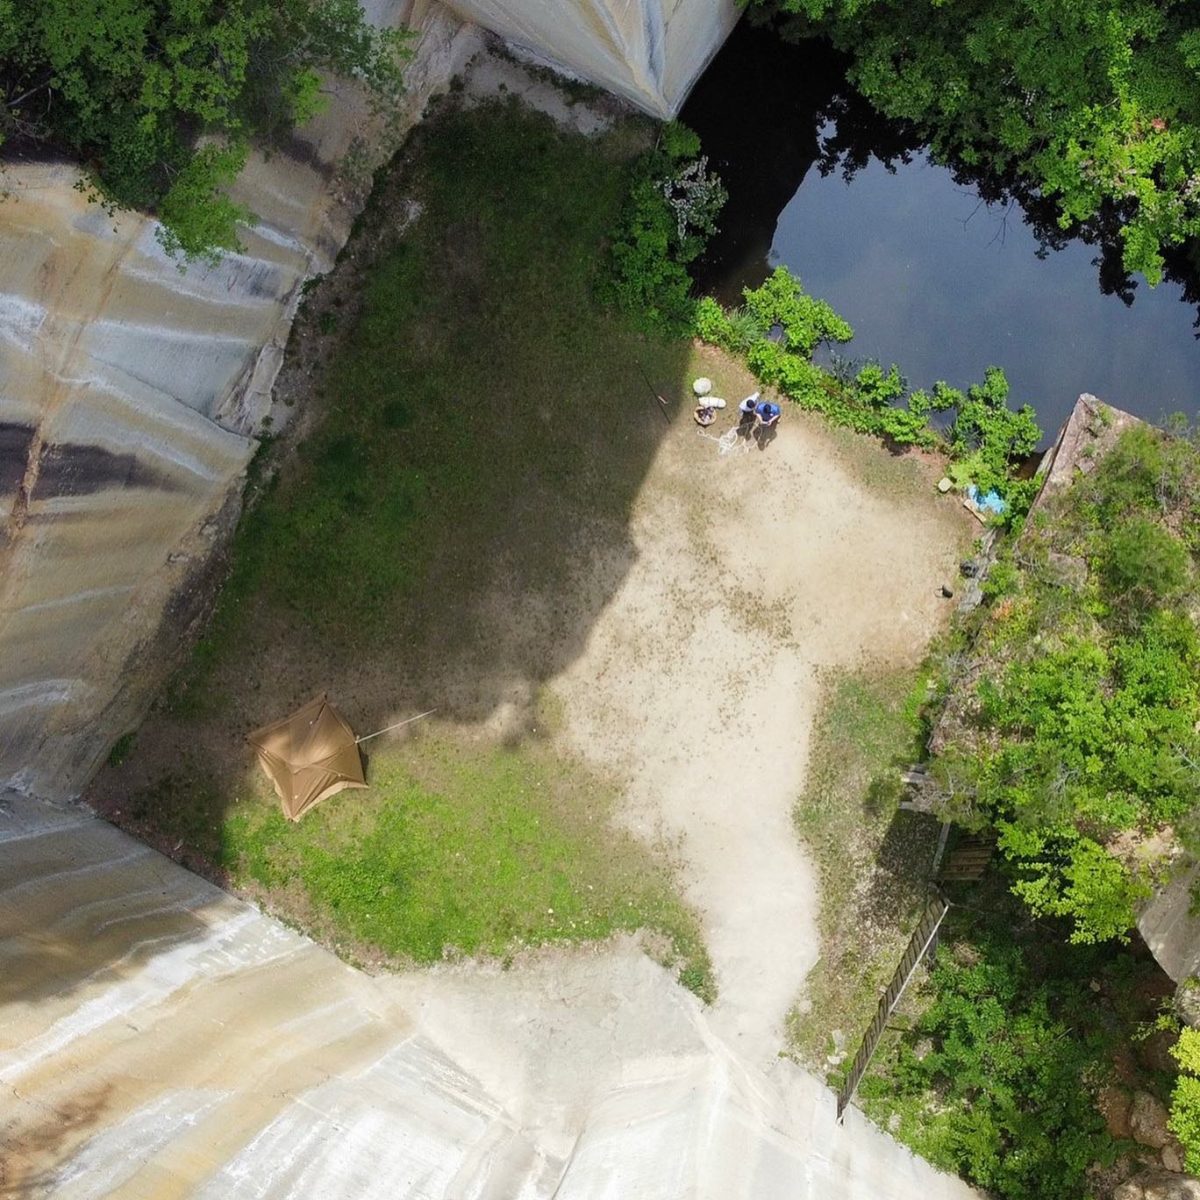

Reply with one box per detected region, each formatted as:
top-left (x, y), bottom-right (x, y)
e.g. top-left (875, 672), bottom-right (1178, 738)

top-left (0, 3), bottom-right (480, 799)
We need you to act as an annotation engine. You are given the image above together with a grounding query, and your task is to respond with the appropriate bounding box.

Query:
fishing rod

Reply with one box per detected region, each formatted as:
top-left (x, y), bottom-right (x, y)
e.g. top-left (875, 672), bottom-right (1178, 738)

top-left (637, 363), bottom-right (672, 425)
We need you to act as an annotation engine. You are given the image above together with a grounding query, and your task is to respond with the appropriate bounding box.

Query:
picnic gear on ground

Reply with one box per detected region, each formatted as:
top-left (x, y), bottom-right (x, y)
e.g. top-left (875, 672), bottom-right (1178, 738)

top-left (694, 406), bottom-right (717, 426)
top-left (693, 377), bottom-right (713, 396)
top-left (248, 694), bottom-right (367, 822)
top-left (966, 484), bottom-right (1007, 515)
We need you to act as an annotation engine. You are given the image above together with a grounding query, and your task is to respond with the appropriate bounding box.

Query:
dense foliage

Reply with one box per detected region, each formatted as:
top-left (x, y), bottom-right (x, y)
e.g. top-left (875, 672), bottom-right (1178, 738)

top-left (694, 270), bottom-right (1041, 510)
top-left (0, 0), bottom-right (408, 257)
top-left (932, 422), bottom-right (1200, 942)
top-left (1171, 1026), bottom-right (1200, 1171)
top-left (753, 0), bottom-right (1200, 284)
top-left (863, 921), bottom-right (1115, 1199)
top-left (604, 122), bottom-right (727, 336)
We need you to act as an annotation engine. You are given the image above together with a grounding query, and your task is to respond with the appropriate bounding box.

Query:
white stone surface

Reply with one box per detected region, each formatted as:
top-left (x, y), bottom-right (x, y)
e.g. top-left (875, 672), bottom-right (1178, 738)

top-left (0, 793), bottom-right (981, 1199)
top-left (443, 0), bottom-right (740, 117)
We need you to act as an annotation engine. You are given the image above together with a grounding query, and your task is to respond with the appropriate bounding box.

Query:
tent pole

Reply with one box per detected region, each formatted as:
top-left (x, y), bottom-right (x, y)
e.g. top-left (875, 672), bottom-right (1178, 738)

top-left (355, 708), bottom-right (438, 744)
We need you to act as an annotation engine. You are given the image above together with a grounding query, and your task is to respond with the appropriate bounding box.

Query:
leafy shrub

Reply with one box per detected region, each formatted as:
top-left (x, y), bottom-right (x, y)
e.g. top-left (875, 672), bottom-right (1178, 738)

top-left (1099, 515), bottom-right (1191, 608)
top-left (604, 121), bottom-right (727, 336)
top-left (692, 296), bottom-right (738, 349)
top-left (998, 824), bottom-right (1147, 944)
top-left (944, 368), bottom-right (1041, 501)
top-left (741, 266), bottom-right (854, 353)
top-left (691, 269), bottom-right (1040, 504)
top-left (961, 610), bottom-right (1200, 941)
top-left (870, 930), bottom-right (1110, 1199)
top-left (605, 174), bottom-right (697, 335)
top-left (1171, 1029), bottom-right (1200, 1172)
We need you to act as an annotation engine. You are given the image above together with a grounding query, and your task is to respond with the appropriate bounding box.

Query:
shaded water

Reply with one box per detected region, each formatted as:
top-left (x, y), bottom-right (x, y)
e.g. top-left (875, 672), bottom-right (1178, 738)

top-left (682, 23), bottom-right (1200, 440)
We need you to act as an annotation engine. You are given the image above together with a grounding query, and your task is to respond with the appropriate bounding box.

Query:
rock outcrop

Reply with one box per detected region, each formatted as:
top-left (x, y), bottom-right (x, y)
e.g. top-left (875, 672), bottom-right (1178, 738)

top-left (443, 0), bottom-right (739, 116)
top-left (1140, 859), bottom-right (1200, 987)
top-left (1114, 1172), bottom-right (1200, 1200)
top-left (0, 3), bottom-right (479, 801)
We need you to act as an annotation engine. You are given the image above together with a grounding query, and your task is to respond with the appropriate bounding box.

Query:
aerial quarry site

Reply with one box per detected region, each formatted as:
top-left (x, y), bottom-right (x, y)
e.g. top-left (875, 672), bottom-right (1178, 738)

top-left (4, 3), bottom-right (1200, 1200)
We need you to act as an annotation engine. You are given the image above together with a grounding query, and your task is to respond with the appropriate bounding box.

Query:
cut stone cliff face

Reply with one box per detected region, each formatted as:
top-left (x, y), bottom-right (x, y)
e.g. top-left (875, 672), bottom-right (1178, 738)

top-left (442, 0), bottom-right (740, 116)
top-left (0, 791), bottom-right (982, 1198)
top-left (0, 0), bottom-right (740, 804)
top-left (0, 3), bottom-right (480, 800)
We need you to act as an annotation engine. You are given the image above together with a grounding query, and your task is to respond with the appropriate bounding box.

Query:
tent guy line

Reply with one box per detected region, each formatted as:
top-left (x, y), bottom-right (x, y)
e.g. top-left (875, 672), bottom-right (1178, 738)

top-left (356, 708), bottom-right (438, 745)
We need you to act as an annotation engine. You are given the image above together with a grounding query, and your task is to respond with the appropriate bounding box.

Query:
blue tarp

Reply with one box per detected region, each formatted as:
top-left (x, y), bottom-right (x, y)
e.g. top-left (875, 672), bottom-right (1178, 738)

top-left (967, 484), bottom-right (1008, 515)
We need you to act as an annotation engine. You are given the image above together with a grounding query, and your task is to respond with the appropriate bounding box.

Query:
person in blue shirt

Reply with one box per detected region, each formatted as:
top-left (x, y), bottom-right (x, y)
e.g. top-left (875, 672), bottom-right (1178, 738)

top-left (754, 399), bottom-right (781, 448)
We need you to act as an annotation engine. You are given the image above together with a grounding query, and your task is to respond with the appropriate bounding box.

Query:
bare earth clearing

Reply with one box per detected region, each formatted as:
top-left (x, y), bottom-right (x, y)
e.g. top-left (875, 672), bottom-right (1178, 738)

top-left (551, 358), bottom-right (971, 1061)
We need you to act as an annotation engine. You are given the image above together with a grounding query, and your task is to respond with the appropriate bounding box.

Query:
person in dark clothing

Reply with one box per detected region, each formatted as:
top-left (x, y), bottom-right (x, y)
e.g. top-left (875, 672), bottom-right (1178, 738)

top-left (754, 399), bottom-right (781, 449)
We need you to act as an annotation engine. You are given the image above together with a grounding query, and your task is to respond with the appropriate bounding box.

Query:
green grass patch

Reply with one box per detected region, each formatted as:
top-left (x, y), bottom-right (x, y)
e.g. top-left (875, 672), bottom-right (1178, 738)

top-left (218, 738), bottom-right (712, 994)
top-left (788, 666), bottom-right (940, 1067)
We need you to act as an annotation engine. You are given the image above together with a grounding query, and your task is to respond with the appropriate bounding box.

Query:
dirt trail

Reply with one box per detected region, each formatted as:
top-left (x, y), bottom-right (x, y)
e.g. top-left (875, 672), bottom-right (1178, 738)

top-left (553, 393), bottom-right (969, 1059)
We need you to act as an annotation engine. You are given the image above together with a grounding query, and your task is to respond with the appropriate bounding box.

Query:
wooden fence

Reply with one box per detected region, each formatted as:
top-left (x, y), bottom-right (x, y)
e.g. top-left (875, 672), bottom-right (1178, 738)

top-left (835, 892), bottom-right (950, 1120)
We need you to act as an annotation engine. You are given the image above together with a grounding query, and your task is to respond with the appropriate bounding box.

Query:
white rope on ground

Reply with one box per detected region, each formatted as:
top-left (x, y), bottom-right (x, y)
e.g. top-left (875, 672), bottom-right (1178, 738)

top-left (356, 708), bottom-right (438, 744)
top-left (697, 424), bottom-right (750, 456)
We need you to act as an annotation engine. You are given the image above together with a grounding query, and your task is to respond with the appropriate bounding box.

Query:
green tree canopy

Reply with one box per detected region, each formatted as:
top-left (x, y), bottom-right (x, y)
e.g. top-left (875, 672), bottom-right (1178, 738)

top-left (0, 0), bottom-right (409, 258)
top-left (931, 422), bottom-right (1200, 943)
top-left (755, 0), bottom-right (1200, 283)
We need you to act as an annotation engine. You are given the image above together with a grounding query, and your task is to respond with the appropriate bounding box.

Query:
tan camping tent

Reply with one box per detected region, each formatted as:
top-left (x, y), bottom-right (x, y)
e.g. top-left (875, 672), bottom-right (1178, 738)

top-left (247, 695), bottom-right (367, 821)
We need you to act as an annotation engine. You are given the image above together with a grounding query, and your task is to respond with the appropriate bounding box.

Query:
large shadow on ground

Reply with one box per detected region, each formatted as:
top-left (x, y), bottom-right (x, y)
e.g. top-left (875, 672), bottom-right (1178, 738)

top-left (84, 97), bottom-right (695, 879)
top-left (4, 95), bottom-right (700, 1187)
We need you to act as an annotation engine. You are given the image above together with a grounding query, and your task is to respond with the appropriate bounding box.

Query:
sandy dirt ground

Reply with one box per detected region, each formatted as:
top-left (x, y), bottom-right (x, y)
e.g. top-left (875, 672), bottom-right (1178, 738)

top-left (551, 393), bottom-right (971, 1062)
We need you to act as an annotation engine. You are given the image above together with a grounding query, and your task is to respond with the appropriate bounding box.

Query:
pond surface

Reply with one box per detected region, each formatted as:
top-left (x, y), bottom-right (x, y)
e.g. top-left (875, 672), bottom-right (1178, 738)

top-left (681, 22), bottom-right (1200, 441)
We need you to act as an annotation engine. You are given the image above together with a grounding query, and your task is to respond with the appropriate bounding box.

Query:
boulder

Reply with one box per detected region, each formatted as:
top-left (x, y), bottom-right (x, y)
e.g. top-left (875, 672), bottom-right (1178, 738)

top-left (1163, 1141), bottom-right (1187, 1174)
top-left (1131, 1091), bottom-right (1173, 1150)
top-left (1178, 979), bottom-right (1200, 1030)
top-left (1100, 1085), bottom-right (1134, 1139)
top-left (1113, 1170), bottom-right (1200, 1199)
top-left (1046, 551), bottom-right (1089, 588)
top-left (1141, 1029), bottom-right (1184, 1075)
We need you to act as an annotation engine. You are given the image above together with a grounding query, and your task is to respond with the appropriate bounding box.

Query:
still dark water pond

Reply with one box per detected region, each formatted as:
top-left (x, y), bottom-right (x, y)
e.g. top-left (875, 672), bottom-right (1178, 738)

top-left (681, 23), bottom-right (1200, 441)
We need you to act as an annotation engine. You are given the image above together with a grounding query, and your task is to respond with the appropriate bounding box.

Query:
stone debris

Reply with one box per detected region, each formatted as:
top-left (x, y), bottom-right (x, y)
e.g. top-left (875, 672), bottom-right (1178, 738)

top-left (1130, 1091), bottom-right (1173, 1151)
top-left (1113, 1171), bottom-right (1200, 1200)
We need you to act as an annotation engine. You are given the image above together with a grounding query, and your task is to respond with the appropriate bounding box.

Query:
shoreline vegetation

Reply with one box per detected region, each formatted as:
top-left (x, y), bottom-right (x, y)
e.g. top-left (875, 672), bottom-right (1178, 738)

top-left (606, 122), bottom-right (1045, 520)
